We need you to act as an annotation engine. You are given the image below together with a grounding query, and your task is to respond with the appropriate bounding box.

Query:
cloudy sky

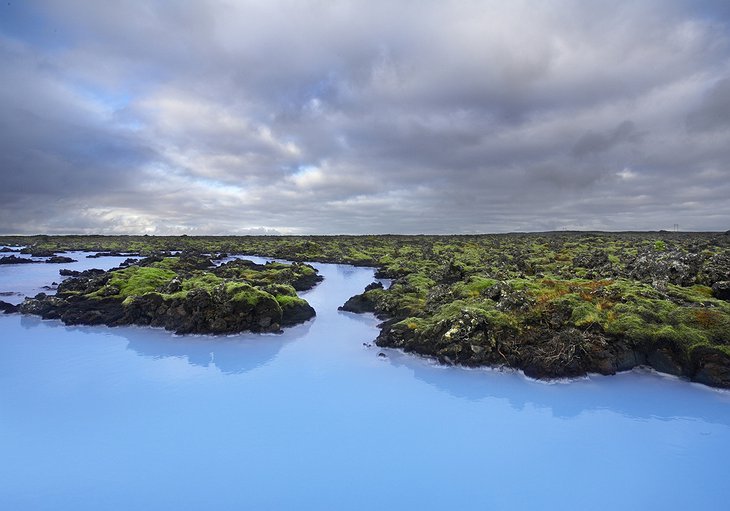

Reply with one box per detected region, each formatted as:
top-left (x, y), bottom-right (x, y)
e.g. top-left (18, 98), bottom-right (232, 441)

top-left (1, 0), bottom-right (729, 234)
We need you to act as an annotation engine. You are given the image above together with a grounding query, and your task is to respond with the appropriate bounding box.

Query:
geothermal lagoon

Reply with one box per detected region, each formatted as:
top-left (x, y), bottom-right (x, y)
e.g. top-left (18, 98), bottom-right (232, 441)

top-left (1, 253), bottom-right (730, 510)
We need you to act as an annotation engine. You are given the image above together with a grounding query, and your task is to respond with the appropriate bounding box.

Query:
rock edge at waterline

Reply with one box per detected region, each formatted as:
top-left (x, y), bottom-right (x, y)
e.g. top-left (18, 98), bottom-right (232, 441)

top-left (11, 254), bottom-right (321, 335)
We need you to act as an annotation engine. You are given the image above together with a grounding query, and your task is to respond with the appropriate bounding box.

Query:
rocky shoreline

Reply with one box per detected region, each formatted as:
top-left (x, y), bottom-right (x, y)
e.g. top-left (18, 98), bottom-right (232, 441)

top-left (341, 297), bottom-right (730, 388)
top-left (335, 234), bottom-right (730, 389)
top-left (4, 254), bottom-right (321, 335)
top-left (368, 310), bottom-right (730, 389)
top-left (2, 232), bottom-right (729, 388)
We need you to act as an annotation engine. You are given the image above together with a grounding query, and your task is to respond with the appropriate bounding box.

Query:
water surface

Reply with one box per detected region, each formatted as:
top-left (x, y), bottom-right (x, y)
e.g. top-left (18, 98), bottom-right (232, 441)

top-left (1, 255), bottom-right (729, 510)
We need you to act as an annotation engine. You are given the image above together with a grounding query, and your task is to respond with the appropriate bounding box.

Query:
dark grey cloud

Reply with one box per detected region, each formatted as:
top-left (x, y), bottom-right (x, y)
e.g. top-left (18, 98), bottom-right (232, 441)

top-left (1, 0), bottom-right (729, 234)
top-left (572, 121), bottom-right (643, 158)
top-left (686, 78), bottom-right (730, 132)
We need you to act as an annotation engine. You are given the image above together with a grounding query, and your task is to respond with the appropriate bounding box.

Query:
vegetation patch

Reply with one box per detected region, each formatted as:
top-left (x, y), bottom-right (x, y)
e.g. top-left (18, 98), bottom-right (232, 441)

top-left (16, 253), bottom-right (320, 335)
top-left (4, 231), bottom-right (730, 387)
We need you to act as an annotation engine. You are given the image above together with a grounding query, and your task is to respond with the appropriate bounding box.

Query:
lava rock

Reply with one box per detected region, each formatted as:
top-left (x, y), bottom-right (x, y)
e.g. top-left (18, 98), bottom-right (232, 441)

top-left (339, 293), bottom-right (376, 313)
top-left (0, 300), bottom-right (19, 313)
top-left (46, 256), bottom-right (77, 264)
top-left (691, 346), bottom-right (730, 388)
top-left (20, 248), bottom-right (56, 257)
top-left (280, 301), bottom-right (316, 326)
top-left (626, 249), bottom-right (702, 286)
top-left (711, 281), bottom-right (730, 301)
top-left (87, 251), bottom-right (124, 258)
top-left (572, 250), bottom-right (609, 269)
top-left (0, 255), bottom-right (36, 265)
top-left (365, 281), bottom-right (384, 291)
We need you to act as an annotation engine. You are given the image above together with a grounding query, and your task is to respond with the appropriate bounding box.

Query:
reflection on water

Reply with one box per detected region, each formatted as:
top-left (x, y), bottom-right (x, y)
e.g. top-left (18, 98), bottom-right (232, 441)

top-left (385, 350), bottom-right (730, 423)
top-left (1, 254), bottom-right (730, 510)
top-left (124, 320), bottom-right (313, 375)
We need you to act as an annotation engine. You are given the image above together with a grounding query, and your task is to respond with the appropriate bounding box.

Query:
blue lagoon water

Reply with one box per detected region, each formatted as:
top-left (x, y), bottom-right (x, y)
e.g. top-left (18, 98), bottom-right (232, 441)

top-left (1, 254), bottom-right (730, 510)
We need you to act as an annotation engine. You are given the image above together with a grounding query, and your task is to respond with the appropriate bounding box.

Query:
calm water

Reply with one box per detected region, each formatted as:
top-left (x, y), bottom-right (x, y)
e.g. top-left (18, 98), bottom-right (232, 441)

top-left (1, 253), bottom-right (730, 510)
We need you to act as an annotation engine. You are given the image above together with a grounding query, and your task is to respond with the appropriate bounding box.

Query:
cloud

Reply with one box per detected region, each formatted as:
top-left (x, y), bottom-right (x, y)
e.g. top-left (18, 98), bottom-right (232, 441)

top-left (1, 0), bottom-right (729, 234)
top-left (686, 78), bottom-right (730, 132)
top-left (572, 121), bottom-right (643, 158)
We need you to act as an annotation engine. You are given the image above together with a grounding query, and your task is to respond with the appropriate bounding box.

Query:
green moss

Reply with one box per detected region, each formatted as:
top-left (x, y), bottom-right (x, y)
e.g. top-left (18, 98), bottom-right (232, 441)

top-left (666, 284), bottom-right (718, 304)
top-left (227, 282), bottom-right (271, 306)
top-left (453, 276), bottom-right (498, 298)
top-left (403, 273), bottom-right (436, 290)
top-left (395, 317), bottom-right (428, 330)
top-left (275, 294), bottom-right (308, 309)
top-left (604, 312), bottom-right (648, 338)
top-left (104, 266), bottom-right (176, 298)
top-left (570, 301), bottom-right (602, 327)
top-left (149, 258), bottom-right (180, 271)
top-left (260, 283), bottom-right (298, 297)
top-left (6, 232), bottom-right (730, 367)
top-left (187, 274), bottom-right (224, 292)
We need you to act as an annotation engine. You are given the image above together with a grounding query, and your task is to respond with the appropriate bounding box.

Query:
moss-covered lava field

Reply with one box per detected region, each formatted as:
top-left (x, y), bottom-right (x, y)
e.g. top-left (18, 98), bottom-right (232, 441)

top-left (1, 232), bottom-right (729, 387)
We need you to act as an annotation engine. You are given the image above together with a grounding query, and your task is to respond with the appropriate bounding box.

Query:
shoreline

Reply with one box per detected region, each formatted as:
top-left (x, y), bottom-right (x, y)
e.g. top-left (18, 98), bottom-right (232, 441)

top-left (2, 233), bottom-right (729, 389)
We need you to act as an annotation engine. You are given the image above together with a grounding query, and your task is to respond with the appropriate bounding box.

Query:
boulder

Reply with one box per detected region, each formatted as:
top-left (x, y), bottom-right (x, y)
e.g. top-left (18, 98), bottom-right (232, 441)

top-left (339, 293), bottom-right (376, 313)
top-left (626, 249), bottom-right (702, 286)
top-left (280, 300), bottom-right (316, 326)
top-left (711, 281), bottom-right (730, 301)
top-left (365, 281), bottom-right (384, 292)
top-left (0, 300), bottom-right (19, 313)
top-left (572, 250), bottom-right (609, 269)
top-left (702, 253), bottom-right (730, 286)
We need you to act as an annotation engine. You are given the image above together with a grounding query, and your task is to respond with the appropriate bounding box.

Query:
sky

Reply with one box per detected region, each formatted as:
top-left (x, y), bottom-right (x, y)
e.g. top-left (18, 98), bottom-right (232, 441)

top-left (1, 0), bottom-right (729, 235)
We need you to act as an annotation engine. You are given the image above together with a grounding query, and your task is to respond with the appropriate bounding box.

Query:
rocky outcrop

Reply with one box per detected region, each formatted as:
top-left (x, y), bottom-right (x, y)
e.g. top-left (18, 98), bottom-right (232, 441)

top-left (701, 253), bottom-right (730, 286)
top-left (691, 346), bottom-right (730, 388)
top-left (87, 251), bottom-right (129, 258)
top-left (572, 250), bottom-right (609, 270)
top-left (20, 248), bottom-right (57, 257)
top-left (46, 256), bottom-right (77, 264)
top-left (20, 286), bottom-right (288, 334)
top-left (121, 288), bottom-right (284, 334)
top-left (0, 300), bottom-right (19, 313)
top-left (712, 281), bottom-right (730, 301)
top-left (18, 256), bottom-right (319, 335)
top-left (0, 255), bottom-right (36, 265)
top-left (344, 271), bottom-right (730, 389)
top-left (626, 249), bottom-right (702, 286)
top-left (374, 309), bottom-right (730, 388)
top-left (280, 300), bottom-right (316, 326)
top-left (339, 293), bottom-right (377, 314)
top-left (287, 263), bottom-right (324, 291)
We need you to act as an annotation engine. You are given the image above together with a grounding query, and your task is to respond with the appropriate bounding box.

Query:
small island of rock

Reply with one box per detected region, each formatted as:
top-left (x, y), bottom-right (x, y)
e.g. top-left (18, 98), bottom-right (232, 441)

top-left (19, 254), bottom-right (322, 334)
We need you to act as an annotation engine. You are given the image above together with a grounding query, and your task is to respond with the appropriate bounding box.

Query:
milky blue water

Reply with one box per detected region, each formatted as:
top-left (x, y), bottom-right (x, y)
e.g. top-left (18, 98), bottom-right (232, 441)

top-left (1, 253), bottom-right (730, 510)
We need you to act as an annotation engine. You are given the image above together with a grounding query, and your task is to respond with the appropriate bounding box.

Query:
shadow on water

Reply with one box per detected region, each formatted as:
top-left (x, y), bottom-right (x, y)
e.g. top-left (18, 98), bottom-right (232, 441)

top-left (384, 349), bottom-right (730, 425)
top-left (124, 321), bottom-right (314, 374)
